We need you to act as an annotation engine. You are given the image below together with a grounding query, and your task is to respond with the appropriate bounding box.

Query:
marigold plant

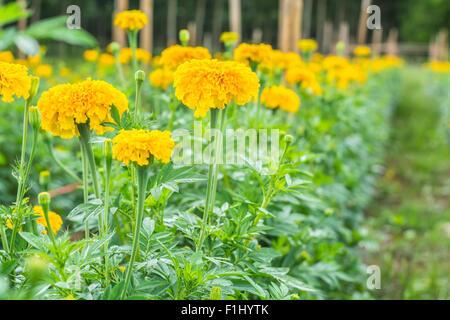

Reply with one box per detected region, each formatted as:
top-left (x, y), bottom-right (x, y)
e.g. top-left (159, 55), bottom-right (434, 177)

top-left (261, 85), bottom-right (300, 113)
top-left (0, 61), bottom-right (32, 102)
top-left (114, 10), bottom-right (148, 31)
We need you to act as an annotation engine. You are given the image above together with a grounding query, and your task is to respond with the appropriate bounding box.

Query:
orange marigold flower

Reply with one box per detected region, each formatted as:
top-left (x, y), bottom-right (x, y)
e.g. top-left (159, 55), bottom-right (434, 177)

top-left (35, 64), bottom-right (53, 78)
top-left (112, 129), bottom-right (175, 166)
top-left (0, 61), bottom-right (31, 102)
top-left (27, 54), bottom-right (41, 67)
top-left (298, 39), bottom-right (318, 52)
top-left (220, 31), bottom-right (240, 43)
top-left (261, 85), bottom-right (300, 113)
top-left (33, 206), bottom-right (63, 235)
top-left (0, 51), bottom-right (14, 63)
top-left (84, 49), bottom-right (99, 62)
top-left (99, 53), bottom-right (116, 66)
top-left (174, 59), bottom-right (260, 117)
top-left (285, 67), bottom-right (317, 85)
top-left (233, 43), bottom-right (273, 65)
top-left (354, 46), bottom-right (371, 57)
top-left (37, 79), bottom-right (128, 139)
top-left (114, 10), bottom-right (148, 31)
top-left (149, 68), bottom-right (174, 90)
top-left (160, 45), bottom-right (211, 70)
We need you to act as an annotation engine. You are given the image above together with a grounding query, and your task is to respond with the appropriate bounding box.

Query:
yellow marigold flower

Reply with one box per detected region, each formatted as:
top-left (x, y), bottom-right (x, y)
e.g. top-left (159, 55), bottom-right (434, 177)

top-left (427, 60), bottom-right (450, 73)
top-left (35, 64), bottom-right (53, 78)
top-left (233, 43), bottom-right (273, 65)
top-left (118, 48), bottom-right (152, 64)
top-left (114, 10), bottom-right (148, 31)
top-left (298, 39), bottom-right (318, 52)
top-left (160, 45), bottom-right (211, 70)
top-left (152, 56), bottom-right (163, 68)
top-left (27, 54), bottom-right (41, 67)
top-left (311, 53), bottom-right (323, 63)
top-left (0, 51), bottom-right (14, 63)
top-left (371, 56), bottom-right (404, 72)
top-left (37, 79), bottom-right (128, 139)
top-left (220, 31), bottom-right (240, 43)
top-left (135, 48), bottom-right (152, 63)
top-left (0, 61), bottom-right (31, 102)
top-left (354, 45), bottom-right (371, 57)
top-left (14, 59), bottom-right (28, 66)
top-left (284, 52), bottom-right (304, 69)
top-left (261, 85), bottom-right (300, 113)
top-left (174, 59), bottom-right (260, 117)
top-left (33, 206), bottom-right (63, 235)
top-left (99, 53), bottom-right (115, 66)
top-left (84, 49), bottom-right (99, 62)
top-left (59, 67), bottom-right (71, 77)
top-left (112, 129), bottom-right (175, 166)
top-left (322, 55), bottom-right (349, 70)
top-left (302, 79), bottom-right (323, 96)
top-left (149, 68), bottom-right (174, 90)
top-left (260, 49), bottom-right (288, 71)
top-left (285, 67), bottom-right (316, 85)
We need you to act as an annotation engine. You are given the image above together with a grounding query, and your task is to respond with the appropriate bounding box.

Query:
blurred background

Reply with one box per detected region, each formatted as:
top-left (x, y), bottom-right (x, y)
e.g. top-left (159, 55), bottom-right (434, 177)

top-left (5, 0), bottom-right (450, 60)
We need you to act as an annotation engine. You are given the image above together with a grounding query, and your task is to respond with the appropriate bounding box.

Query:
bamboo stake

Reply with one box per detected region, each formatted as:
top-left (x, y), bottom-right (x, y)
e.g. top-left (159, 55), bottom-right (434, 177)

top-left (357, 0), bottom-right (371, 44)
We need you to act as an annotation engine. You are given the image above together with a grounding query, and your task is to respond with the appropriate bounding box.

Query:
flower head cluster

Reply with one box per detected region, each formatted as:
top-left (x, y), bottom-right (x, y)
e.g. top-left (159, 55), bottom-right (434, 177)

top-left (36, 64), bottom-right (52, 78)
top-left (233, 43), bottom-right (273, 65)
top-left (326, 65), bottom-right (367, 89)
top-left (112, 129), bottom-right (175, 166)
top-left (114, 10), bottom-right (148, 31)
top-left (261, 85), bottom-right (300, 113)
top-left (426, 60), bottom-right (450, 73)
top-left (0, 62), bottom-right (32, 102)
top-left (354, 46), bottom-right (371, 57)
top-left (0, 51), bottom-right (14, 63)
top-left (370, 56), bottom-right (404, 73)
top-left (220, 32), bottom-right (240, 43)
top-left (84, 50), bottom-right (99, 62)
top-left (118, 48), bottom-right (151, 64)
top-left (149, 68), bottom-right (174, 90)
top-left (33, 206), bottom-right (63, 235)
top-left (298, 39), bottom-right (318, 52)
top-left (160, 45), bottom-right (211, 70)
top-left (37, 78), bottom-right (128, 139)
top-left (99, 53), bottom-right (116, 67)
top-left (174, 59), bottom-right (260, 117)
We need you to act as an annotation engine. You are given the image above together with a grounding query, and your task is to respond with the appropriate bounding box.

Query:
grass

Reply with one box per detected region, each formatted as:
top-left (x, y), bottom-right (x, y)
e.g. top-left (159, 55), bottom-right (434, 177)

top-left (364, 68), bottom-right (450, 299)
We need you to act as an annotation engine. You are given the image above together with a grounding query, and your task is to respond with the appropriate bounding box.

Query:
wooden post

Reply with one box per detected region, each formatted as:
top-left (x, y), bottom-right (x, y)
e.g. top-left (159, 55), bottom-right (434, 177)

top-left (428, 39), bottom-right (438, 61)
top-left (302, 0), bottom-right (312, 39)
top-left (322, 20), bottom-right (332, 54)
top-left (252, 28), bottom-right (263, 44)
top-left (316, 0), bottom-right (326, 51)
top-left (371, 29), bottom-right (382, 56)
top-left (187, 21), bottom-right (197, 46)
top-left (357, 0), bottom-right (371, 44)
top-left (17, 0), bottom-right (27, 59)
top-left (167, 0), bottom-right (177, 46)
top-left (338, 21), bottom-right (349, 57)
top-left (113, 0), bottom-right (129, 47)
top-left (195, 0), bottom-right (207, 46)
top-left (229, 0), bottom-right (242, 39)
top-left (31, 0), bottom-right (41, 23)
top-left (436, 29), bottom-right (448, 61)
top-left (139, 0), bottom-right (153, 54)
top-left (386, 28), bottom-right (398, 56)
top-left (290, 0), bottom-right (303, 52)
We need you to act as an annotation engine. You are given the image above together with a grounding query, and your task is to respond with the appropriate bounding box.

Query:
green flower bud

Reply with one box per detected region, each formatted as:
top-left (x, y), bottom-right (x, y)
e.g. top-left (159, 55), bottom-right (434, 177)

top-left (29, 76), bottom-right (40, 99)
top-left (29, 106), bottom-right (41, 131)
top-left (290, 294), bottom-right (300, 300)
top-left (38, 192), bottom-right (51, 211)
top-left (103, 138), bottom-right (113, 172)
top-left (39, 170), bottom-right (51, 188)
top-left (110, 42), bottom-right (120, 54)
top-left (336, 41), bottom-right (346, 57)
top-left (179, 29), bottom-right (190, 46)
top-left (210, 286), bottom-right (221, 300)
top-left (284, 134), bottom-right (294, 144)
top-left (135, 70), bottom-right (146, 82)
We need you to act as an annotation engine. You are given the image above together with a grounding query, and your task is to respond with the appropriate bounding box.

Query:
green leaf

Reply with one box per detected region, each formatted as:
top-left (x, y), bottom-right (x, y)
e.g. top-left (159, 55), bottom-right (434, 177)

top-left (19, 232), bottom-right (45, 251)
top-left (0, 2), bottom-right (30, 27)
top-left (14, 34), bottom-right (39, 56)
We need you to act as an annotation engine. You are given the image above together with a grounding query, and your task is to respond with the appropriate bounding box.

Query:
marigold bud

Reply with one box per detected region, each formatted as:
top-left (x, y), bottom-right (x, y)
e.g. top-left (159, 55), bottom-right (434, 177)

top-left (29, 76), bottom-right (40, 99)
top-left (38, 192), bottom-right (51, 209)
top-left (284, 134), bottom-right (294, 144)
top-left (39, 170), bottom-right (51, 187)
top-left (103, 138), bottom-right (113, 171)
top-left (179, 29), bottom-right (190, 46)
top-left (110, 42), bottom-right (120, 54)
top-left (210, 286), bottom-right (221, 300)
top-left (135, 70), bottom-right (146, 82)
top-left (29, 106), bottom-right (41, 131)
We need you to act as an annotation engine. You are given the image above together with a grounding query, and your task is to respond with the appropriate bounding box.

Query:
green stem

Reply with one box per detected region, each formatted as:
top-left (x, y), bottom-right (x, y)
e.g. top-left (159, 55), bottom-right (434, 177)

top-left (77, 123), bottom-right (100, 199)
top-left (42, 203), bottom-right (57, 249)
top-left (197, 108), bottom-right (224, 252)
top-left (128, 30), bottom-right (138, 73)
top-left (103, 154), bottom-right (112, 285)
top-left (45, 139), bottom-right (81, 183)
top-left (80, 143), bottom-right (89, 239)
top-left (114, 52), bottom-right (126, 89)
top-left (134, 78), bottom-right (144, 125)
top-left (121, 164), bottom-right (149, 299)
top-left (0, 222), bottom-right (9, 253)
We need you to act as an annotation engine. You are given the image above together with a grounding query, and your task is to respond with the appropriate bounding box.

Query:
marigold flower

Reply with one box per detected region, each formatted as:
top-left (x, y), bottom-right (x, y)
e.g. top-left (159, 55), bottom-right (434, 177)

top-left (0, 51), bottom-right (14, 63)
top-left (174, 59), bottom-right (260, 117)
top-left (354, 46), bottom-right (371, 57)
top-left (33, 206), bottom-right (63, 235)
top-left (261, 85), bottom-right (300, 113)
top-left (59, 67), bottom-right (71, 77)
top-left (233, 43), bottom-right (273, 65)
top-left (298, 39), bottom-right (318, 52)
top-left (37, 78), bottom-right (128, 139)
top-left (99, 53), bottom-right (116, 66)
top-left (35, 64), bottom-right (53, 78)
top-left (0, 61), bottom-right (32, 102)
top-left (220, 31), bottom-right (240, 43)
top-left (27, 55), bottom-right (41, 67)
top-left (285, 67), bottom-right (316, 85)
top-left (118, 48), bottom-right (152, 64)
top-left (112, 129), bottom-right (175, 166)
top-left (114, 10), bottom-right (148, 31)
top-left (149, 68), bottom-right (174, 90)
top-left (426, 60), bottom-right (450, 73)
top-left (322, 55), bottom-right (349, 70)
top-left (160, 45), bottom-right (211, 70)
top-left (84, 49), bottom-right (99, 62)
